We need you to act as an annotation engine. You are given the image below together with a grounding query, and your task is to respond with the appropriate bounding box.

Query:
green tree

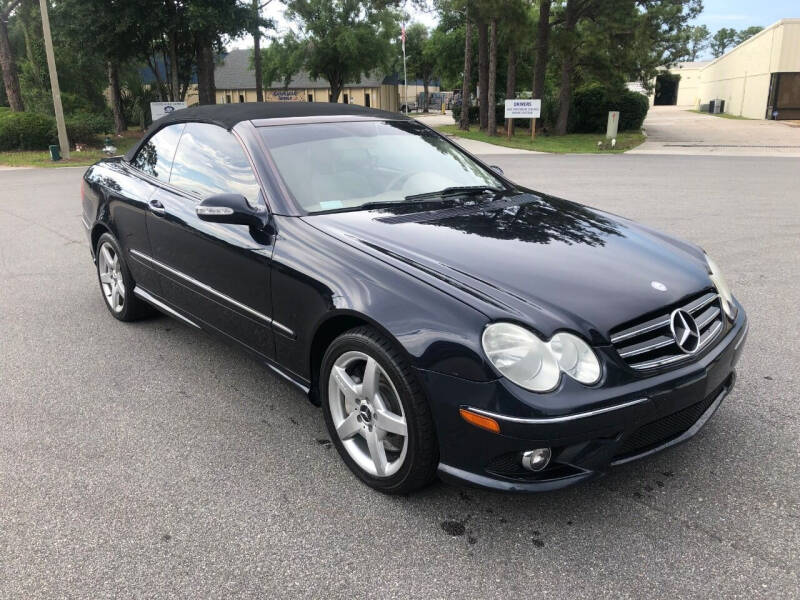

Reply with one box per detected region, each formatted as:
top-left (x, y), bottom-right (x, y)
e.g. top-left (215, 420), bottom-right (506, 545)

top-left (57, 0), bottom-right (161, 132)
top-left (256, 32), bottom-right (305, 89)
top-left (249, 0), bottom-right (276, 102)
top-left (686, 24), bottom-right (709, 61)
top-left (280, 0), bottom-right (400, 103)
top-left (710, 27), bottom-right (737, 57)
top-left (735, 25), bottom-right (763, 45)
top-left (188, 0), bottom-right (252, 105)
top-left (553, 0), bottom-right (702, 135)
top-left (405, 23), bottom-right (437, 112)
top-left (0, 0), bottom-right (23, 110)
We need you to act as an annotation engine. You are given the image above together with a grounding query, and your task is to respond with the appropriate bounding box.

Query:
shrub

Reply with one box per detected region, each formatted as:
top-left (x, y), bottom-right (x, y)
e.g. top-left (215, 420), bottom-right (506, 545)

top-left (65, 112), bottom-right (114, 145)
top-left (569, 83), bottom-right (649, 133)
top-left (616, 91), bottom-right (650, 131)
top-left (0, 111), bottom-right (56, 151)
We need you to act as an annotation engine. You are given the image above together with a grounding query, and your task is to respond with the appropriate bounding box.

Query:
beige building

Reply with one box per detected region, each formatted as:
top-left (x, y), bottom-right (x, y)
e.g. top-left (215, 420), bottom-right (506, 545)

top-left (653, 19), bottom-right (800, 119)
top-left (195, 48), bottom-right (437, 112)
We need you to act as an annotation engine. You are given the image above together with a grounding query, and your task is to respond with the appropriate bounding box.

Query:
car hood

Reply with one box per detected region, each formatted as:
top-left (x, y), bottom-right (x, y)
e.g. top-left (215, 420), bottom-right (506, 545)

top-left (302, 191), bottom-right (712, 343)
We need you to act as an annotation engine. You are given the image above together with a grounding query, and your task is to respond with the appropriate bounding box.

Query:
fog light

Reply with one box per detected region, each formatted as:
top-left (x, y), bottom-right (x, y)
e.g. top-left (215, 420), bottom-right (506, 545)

top-left (521, 448), bottom-right (551, 472)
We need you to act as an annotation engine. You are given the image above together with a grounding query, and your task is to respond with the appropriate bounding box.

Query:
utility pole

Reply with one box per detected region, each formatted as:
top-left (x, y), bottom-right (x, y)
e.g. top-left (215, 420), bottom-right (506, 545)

top-left (38, 0), bottom-right (69, 159)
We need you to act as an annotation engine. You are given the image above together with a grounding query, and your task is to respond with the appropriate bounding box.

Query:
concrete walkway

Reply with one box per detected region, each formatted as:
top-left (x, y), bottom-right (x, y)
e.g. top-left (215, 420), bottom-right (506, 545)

top-left (630, 105), bottom-right (800, 157)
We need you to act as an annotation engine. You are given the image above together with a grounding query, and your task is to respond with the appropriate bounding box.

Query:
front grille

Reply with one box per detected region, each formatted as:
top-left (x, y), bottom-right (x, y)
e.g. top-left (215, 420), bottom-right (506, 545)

top-left (610, 291), bottom-right (724, 371)
top-left (613, 388), bottom-right (720, 459)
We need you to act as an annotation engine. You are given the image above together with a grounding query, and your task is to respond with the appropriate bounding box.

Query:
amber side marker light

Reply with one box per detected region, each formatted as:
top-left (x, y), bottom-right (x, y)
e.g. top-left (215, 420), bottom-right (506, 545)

top-left (459, 408), bottom-right (501, 434)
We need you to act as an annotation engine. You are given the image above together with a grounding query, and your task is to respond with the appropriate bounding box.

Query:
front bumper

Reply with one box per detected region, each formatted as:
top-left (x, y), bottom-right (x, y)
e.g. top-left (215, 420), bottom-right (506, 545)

top-left (419, 306), bottom-right (748, 492)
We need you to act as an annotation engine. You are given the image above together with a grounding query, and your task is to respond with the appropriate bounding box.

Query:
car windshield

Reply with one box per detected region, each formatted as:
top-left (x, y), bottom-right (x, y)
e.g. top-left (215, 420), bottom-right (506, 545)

top-left (258, 120), bottom-right (505, 213)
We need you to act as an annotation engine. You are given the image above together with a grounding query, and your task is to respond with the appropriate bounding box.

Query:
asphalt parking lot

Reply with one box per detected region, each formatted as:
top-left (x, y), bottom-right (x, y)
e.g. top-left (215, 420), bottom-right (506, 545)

top-left (2, 153), bottom-right (799, 598)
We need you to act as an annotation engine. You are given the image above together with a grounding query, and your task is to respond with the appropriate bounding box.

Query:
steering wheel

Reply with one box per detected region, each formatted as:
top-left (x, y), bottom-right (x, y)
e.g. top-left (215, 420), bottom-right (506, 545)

top-left (386, 171), bottom-right (413, 191)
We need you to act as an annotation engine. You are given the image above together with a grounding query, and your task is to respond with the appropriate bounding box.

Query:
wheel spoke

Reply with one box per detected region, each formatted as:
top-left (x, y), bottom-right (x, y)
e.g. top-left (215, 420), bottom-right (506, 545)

top-left (111, 284), bottom-right (120, 309)
top-left (100, 246), bottom-right (114, 268)
top-left (332, 365), bottom-right (360, 406)
top-left (116, 280), bottom-right (126, 299)
top-left (366, 429), bottom-right (388, 476)
top-left (99, 272), bottom-right (112, 284)
top-left (336, 411), bottom-right (362, 441)
top-left (375, 408), bottom-right (407, 437)
top-left (362, 357), bottom-right (379, 402)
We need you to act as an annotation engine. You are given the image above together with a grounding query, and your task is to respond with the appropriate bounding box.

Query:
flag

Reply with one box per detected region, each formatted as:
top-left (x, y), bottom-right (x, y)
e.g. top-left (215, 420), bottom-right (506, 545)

top-left (401, 24), bottom-right (406, 52)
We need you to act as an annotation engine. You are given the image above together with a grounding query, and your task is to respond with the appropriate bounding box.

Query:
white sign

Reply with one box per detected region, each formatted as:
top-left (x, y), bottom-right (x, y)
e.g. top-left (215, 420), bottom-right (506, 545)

top-left (150, 101), bottom-right (187, 121)
top-left (504, 99), bottom-right (541, 119)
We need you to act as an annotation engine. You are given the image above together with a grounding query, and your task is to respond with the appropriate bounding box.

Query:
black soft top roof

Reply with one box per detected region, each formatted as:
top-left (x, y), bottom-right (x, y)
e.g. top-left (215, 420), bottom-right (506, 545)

top-left (124, 102), bottom-right (406, 161)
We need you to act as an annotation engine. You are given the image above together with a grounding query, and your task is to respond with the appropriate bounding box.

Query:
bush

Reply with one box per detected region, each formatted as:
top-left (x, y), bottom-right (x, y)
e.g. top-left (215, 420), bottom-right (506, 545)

top-left (0, 111), bottom-right (56, 151)
top-left (0, 110), bottom-right (116, 150)
top-left (617, 91), bottom-right (650, 131)
top-left (65, 112), bottom-right (114, 145)
top-left (569, 83), bottom-right (649, 134)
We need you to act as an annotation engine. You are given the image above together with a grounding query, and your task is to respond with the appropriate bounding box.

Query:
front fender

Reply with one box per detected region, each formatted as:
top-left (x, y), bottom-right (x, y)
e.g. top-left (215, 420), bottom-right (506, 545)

top-left (270, 216), bottom-right (496, 383)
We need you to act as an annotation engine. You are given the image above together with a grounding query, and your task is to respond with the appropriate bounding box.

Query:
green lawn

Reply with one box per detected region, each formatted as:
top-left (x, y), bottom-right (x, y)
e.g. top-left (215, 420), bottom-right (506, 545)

top-left (436, 124), bottom-right (646, 154)
top-left (688, 109), bottom-right (752, 120)
top-left (0, 132), bottom-right (141, 168)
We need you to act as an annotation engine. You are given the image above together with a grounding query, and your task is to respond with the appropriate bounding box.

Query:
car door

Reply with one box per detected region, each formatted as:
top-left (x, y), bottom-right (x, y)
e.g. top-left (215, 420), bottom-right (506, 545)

top-left (144, 122), bottom-right (276, 359)
top-left (118, 123), bottom-right (185, 295)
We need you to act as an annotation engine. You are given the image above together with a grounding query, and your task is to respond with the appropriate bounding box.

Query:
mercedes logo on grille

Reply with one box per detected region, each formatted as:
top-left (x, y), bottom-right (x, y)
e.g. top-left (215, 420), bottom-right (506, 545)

top-left (670, 309), bottom-right (700, 354)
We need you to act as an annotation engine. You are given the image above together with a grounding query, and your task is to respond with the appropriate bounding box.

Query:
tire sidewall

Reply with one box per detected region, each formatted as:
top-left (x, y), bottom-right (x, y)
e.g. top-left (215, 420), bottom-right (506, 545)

top-left (95, 232), bottom-right (137, 321)
top-left (320, 332), bottom-right (423, 493)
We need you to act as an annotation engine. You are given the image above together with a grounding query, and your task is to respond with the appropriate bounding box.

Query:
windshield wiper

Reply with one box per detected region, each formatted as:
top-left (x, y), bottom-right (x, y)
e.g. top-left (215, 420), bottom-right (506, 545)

top-left (308, 186), bottom-right (506, 215)
top-left (404, 185), bottom-right (504, 202)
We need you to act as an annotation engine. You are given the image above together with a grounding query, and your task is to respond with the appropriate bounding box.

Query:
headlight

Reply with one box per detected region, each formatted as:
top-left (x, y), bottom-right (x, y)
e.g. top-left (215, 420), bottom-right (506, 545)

top-left (705, 254), bottom-right (737, 320)
top-left (482, 323), bottom-right (601, 392)
top-left (549, 332), bottom-right (601, 385)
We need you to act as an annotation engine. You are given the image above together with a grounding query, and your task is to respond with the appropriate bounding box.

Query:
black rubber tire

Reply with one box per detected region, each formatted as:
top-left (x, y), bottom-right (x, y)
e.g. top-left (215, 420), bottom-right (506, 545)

top-left (320, 326), bottom-right (439, 494)
top-left (95, 233), bottom-right (153, 322)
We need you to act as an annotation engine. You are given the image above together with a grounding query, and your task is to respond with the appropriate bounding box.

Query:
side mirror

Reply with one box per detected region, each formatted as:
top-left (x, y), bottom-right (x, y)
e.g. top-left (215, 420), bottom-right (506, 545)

top-left (490, 165), bottom-right (504, 175)
top-left (196, 193), bottom-right (269, 229)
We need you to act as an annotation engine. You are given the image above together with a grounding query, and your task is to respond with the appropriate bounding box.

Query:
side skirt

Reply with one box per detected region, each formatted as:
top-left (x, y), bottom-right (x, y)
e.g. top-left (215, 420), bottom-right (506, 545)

top-left (132, 285), bottom-right (311, 396)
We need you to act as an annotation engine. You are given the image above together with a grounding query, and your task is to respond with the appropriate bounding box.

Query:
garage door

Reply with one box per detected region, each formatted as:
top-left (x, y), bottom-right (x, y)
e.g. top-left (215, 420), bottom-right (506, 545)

top-left (767, 73), bottom-right (800, 120)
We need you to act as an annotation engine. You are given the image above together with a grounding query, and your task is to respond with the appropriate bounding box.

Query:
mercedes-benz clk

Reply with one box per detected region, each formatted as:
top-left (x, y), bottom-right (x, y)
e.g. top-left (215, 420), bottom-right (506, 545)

top-left (81, 103), bottom-right (748, 493)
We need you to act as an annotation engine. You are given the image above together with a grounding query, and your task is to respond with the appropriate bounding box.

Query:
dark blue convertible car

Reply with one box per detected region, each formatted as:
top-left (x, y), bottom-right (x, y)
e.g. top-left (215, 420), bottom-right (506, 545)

top-left (81, 103), bottom-right (748, 493)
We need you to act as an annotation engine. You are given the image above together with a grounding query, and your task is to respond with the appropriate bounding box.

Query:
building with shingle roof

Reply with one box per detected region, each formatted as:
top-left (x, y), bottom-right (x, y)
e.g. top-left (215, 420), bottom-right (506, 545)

top-left (210, 49), bottom-right (440, 112)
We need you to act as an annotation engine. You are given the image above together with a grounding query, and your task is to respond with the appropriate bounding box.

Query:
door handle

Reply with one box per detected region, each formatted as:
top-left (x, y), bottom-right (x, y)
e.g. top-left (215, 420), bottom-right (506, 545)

top-left (149, 199), bottom-right (166, 216)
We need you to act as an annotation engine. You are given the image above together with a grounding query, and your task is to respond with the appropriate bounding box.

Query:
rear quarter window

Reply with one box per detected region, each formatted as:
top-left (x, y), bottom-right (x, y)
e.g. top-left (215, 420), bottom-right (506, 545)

top-left (130, 124), bottom-right (184, 181)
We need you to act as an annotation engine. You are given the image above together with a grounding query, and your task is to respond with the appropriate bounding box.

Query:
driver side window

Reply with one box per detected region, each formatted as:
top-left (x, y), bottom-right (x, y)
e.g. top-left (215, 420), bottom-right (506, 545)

top-left (169, 123), bottom-right (262, 206)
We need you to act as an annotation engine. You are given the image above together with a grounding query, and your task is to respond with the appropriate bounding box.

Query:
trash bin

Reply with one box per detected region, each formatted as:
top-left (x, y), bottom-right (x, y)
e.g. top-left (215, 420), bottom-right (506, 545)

top-left (49, 145), bottom-right (61, 161)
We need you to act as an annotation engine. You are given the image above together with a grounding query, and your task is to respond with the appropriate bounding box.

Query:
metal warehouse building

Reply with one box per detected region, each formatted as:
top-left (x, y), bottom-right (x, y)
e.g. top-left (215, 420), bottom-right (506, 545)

top-left (654, 19), bottom-right (800, 120)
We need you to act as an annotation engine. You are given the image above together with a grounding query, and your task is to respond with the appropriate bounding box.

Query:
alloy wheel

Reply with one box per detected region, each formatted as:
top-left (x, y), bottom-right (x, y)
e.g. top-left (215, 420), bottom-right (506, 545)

top-left (98, 242), bottom-right (125, 313)
top-left (328, 350), bottom-right (409, 478)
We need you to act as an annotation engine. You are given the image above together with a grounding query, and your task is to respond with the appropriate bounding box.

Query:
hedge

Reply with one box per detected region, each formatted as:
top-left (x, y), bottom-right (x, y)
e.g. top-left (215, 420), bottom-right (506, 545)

top-left (0, 110), bottom-right (114, 151)
top-left (570, 83), bottom-right (649, 133)
top-left (0, 112), bottom-right (56, 151)
top-left (452, 85), bottom-right (648, 135)
top-left (65, 112), bottom-right (114, 145)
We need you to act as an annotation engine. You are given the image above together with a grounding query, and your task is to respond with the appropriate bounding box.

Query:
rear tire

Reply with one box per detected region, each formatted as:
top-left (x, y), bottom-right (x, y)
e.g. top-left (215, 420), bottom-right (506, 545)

top-left (320, 326), bottom-right (438, 494)
top-left (95, 233), bottom-right (153, 321)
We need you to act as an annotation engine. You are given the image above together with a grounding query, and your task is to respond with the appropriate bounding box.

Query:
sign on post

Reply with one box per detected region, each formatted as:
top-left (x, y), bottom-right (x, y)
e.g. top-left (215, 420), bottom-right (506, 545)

top-left (504, 99), bottom-right (541, 119)
top-left (606, 111), bottom-right (619, 139)
top-left (150, 101), bottom-right (187, 121)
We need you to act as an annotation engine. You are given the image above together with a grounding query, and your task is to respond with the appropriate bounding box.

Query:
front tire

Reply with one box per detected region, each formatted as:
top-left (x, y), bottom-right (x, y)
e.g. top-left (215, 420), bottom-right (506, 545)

top-left (95, 233), bottom-right (152, 321)
top-left (320, 326), bottom-right (438, 494)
